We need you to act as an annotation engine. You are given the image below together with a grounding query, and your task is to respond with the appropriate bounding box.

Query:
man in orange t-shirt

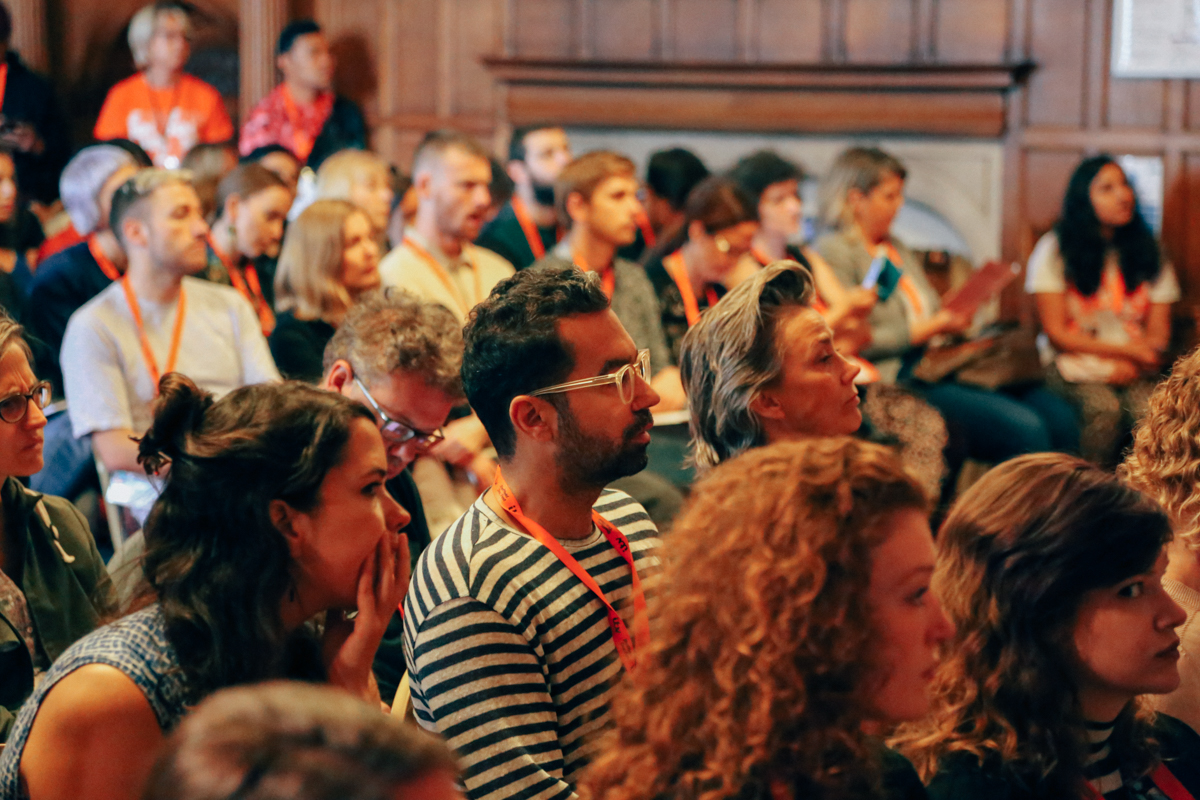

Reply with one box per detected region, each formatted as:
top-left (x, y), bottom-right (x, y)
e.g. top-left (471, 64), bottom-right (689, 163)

top-left (94, 3), bottom-right (233, 169)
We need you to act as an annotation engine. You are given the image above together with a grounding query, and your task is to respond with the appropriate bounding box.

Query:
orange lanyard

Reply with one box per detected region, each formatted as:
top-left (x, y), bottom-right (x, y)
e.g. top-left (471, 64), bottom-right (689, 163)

top-left (572, 249), bottom-right (615, 298)
top-left (512, 196), bottom-right (561, 261)
top-left (88, 235), bottom-right (122, 282)
top-left (750, 245), bottom-right (773, 267)
top-left (403, 236), bottom-right (480, 317)
top-left (635, 207), bottom-right (656, 248)
top-left (0, 63), bottom-right (10, 116)
top-left (120, 276), bottom-right (187, 394)
top-left (209, 237), bottom-right (275, 336)
top-left (281, 84), bottom-right (315, 162)
top-left (1085, 764), bottom-right (1195, 800)
top-left (662, 251), bottom-right (718, 327)
top-left (493, 467), bottom-right (649, 673)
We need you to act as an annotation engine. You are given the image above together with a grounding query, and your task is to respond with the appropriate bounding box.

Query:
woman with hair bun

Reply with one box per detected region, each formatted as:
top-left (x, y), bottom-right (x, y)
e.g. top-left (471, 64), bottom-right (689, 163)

top-left (580, 437), bottom-right (954, 800)
top-left (896, 453), bottom-right (1199, 800)
top-left (0, 373), bottom-right (411, 800)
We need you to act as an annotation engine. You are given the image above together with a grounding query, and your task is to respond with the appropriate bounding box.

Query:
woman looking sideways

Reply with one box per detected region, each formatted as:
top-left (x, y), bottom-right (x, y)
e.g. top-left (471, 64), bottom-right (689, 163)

top-left (580, 438), bottom-right (953, 800)
top-left (895, 453), bottom-right (1199, 800)
top-left (1027, 155), bottom-right (1177, 466)
top-left (271, 199), bottom-right (382, 382)
top-left (0, 374), bottom-right (410, 800)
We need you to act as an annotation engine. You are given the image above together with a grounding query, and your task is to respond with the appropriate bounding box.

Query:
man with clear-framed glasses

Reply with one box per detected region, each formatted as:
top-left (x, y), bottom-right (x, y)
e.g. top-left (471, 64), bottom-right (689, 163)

top-left (404, 266), bottom-right (663, 800)
top-left (318, 288), bottom-right (463, 708)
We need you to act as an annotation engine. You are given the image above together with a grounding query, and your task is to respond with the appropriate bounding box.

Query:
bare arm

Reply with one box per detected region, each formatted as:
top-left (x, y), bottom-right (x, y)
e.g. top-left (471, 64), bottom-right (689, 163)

top-left (1034, 293), bottom-right (1161, 369)
top-left (1144, 302), bottom-right (1172, 353)
top-left (20, 665), bottom-right (163, 800)
top-left (92, 430), bottom-right (144, 474)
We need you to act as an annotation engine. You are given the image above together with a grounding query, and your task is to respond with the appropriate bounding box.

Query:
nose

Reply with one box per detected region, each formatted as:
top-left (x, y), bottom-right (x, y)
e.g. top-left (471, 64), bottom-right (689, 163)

top-left (928, 596), bottom-right (955, 645)
top-left (25, 398), bottom-right (47, 430)
top-left (633, 373), bottom-right (661, 410)
top-left (840, 351), bottom-right (861, 384)
top-left (384, 488), bottom-right (412, 532)
top-left (1161, 591), bottom-right (1189, 631)
top-left (194, 214), bottom-right (210, 239)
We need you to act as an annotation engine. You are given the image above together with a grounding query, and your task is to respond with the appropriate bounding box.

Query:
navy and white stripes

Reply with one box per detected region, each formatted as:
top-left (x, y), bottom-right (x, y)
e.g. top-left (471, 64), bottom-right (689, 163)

top-left (403, 489), bottom-right (661, 800)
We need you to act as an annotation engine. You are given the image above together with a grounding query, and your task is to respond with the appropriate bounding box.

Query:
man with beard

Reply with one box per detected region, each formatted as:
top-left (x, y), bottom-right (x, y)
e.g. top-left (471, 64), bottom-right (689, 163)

top-left (476, 125), bottom-right (572, 270)
top-left (403, 266), bottom-right (662, 800)
top-left (377, 130), bottom-right (514, 326)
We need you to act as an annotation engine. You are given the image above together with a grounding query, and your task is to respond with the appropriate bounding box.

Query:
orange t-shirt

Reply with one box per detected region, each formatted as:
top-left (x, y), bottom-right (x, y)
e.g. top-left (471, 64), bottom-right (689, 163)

top-left (94, 73), bottom-right (234, 168)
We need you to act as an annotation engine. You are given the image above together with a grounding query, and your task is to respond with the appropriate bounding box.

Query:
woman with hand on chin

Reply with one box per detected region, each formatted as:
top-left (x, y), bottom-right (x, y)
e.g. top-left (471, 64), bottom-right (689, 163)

top-left (895, 453), bottom-right (1199, 800)
top-left (581, 437), bottom-right (954, 800)
top-left (0, 373), bottom-right (410, 800)
top-left (0, 317), bottom-right (113, 742)
top-left (270, 199), bottom-right (381, 382)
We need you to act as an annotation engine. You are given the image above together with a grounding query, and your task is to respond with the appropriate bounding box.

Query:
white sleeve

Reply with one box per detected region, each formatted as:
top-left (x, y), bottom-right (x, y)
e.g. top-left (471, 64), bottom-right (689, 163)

top-left (61, 311), bottom-right (136, 438)
top-left (231, 295), bottom-right (282, 384)
top-left (1025, 232), bottom-right (1067, 294)
top-left (1147, 261), bottom-right (1181, 305)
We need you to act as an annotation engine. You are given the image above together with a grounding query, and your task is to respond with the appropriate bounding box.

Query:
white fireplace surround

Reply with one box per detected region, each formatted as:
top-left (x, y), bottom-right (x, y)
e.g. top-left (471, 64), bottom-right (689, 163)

top-left (566, 129), bottom-right (1004, 264)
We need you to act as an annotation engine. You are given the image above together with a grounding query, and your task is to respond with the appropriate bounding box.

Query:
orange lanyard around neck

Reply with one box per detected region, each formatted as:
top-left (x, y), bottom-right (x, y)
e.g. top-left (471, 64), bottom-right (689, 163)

top-left (209, 236), bottom-right (275, 336)
top-left (663, 251), bottom-right (718, 327)
top-left (120, 275), bottom-right (187, 394)
top-left (492, 467), bottom-right (649, 673)
top-left (0, 63), bottom-right (10, 116)
top-left (404, 236), bottom-right (480, 317)
top-left (635, 207), bottom-right (656, 248)
top-left (571, 248), bottom-right (615, 298)
top-left (512, 196), bottom-right (561, 261)
top-left (281, 83), bottom-right (316, 161)
top-left (88, 235), bottom-right (122, 282)
top-left (750, 245), bottom-right (774, 267)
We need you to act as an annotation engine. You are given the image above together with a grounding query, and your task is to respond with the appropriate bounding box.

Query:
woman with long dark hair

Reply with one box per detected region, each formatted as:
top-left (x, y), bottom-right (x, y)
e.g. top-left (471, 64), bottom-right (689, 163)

top-left (0, 374), bottom-right (410, 800)
top-left (581, 438), bottom-right (954, 800)
top-left (1027, 155), bottom-right (1177, 466)
top-left (895, 453), bottom-right (1200, 799)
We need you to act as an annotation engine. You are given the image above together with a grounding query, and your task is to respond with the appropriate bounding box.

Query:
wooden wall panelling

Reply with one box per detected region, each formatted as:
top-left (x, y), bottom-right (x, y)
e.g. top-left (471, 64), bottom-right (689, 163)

top-left (513, 0), bottom-right (575, 57)
top-left (593, 0), bottom-right (659, 60)
top-left (451, 0), bottom-right (503, 115)
top-left (1023, 149), bottom-right (1085, 239)
top-left (1025, 0), bottom-right (1086, 127)
top-left (934, 0), bottom-right (1010, 64)
top-left (842, 0), bottom-right (915, 63)
top-left (754, 0), bottom-right (824, 62)
top-left (668, 0), bottom-right (740, 60)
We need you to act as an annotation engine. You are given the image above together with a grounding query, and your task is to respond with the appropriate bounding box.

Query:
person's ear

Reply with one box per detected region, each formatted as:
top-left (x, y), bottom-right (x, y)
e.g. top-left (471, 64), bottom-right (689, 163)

top-left (565, 190), bottom-right (589, 226)
top-left (321, 359), bottom-right (354, 395)
top-left (269, 498), bottom-right (311, 560)
top-left (509, 395), bottom-right (556, 445)
top-left (846, 187), bottom-right (867, 215)
top-left (507, 160), bottom-right (529, 186)
top-left (276, 52), bottom-right (291, 77)
top-left (748, 388), bottom-right (786, 421)
top-left (122, 215), bottom-right (150, 250)
top-left (687, 218), bottom-right (707, 244)
top-left (413, 169), bottom-right (435, 201)
top-left (222, 194), bottom-right (240, 226)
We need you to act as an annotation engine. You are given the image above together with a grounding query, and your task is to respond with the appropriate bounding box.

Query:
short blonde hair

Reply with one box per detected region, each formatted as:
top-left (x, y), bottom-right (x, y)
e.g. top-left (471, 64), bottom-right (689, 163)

top-left (818, 146), bottom-right (907, 230)
top-left (316, 149), bottom-right (389, 202)
top-left (1121, 345), bottom-right (1200, 551)
top-left (128, 3), bottom-right (191, 69)
top-left (274, 199), bottom-right (362, 323)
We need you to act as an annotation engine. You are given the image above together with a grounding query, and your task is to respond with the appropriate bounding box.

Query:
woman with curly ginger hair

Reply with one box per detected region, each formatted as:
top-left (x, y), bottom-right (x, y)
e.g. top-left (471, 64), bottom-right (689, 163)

top-left (579, 437), bottom-right (953, 800)
top-left (895, 453), bottom-right (1200, 800)
top-left (1122, 344), bottom-right (1200, 733)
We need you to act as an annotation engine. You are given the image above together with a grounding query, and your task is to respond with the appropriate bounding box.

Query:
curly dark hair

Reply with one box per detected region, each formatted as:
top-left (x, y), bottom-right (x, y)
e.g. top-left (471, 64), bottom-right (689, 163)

top-left (461, 266), bottom-right (609, 458)
top-left (893, 453), bottom-right (1171, 797)
top-left (135, 373), bottom-right (376, 702)
top-left (729, 149), bottom-right (804, 206)
top-left (1055, 155), bottom-right (1160, 297)
top-left (580, 438), bottom-right (928, 800)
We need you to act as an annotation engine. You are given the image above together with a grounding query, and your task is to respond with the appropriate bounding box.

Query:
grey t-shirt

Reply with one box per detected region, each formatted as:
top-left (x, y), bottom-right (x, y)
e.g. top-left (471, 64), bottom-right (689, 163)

top-left (533, 244), bottom-right (672, 375)
top-left (61, 275), bottom-right (281, 439)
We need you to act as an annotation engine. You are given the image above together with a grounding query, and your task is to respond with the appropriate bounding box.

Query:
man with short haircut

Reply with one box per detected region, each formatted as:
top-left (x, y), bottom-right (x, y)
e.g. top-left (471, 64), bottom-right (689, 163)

top-left (238, 19), bottom-right (368, 167)
top-left (318, 288), bottom-right (463, 706)
top-left (533, 150), bottom-right (686, 410)
top-left (378, 130), bottom-right (514, 325)
top-left (60, 169), bottom-right (279, 501)
top-left (476, 125), bottom-right (572, 270)
top-left (404, 267), bottom-right (662, 800)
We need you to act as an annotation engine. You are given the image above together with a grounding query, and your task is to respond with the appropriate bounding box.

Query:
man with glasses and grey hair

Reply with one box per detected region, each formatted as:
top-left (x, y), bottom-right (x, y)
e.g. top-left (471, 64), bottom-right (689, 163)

top-left (404, 266), bottom-right (662, 800)
top-left (59, 168), bottom-right (279, 522)
top-left (317, 288), bottom-right (463, 707)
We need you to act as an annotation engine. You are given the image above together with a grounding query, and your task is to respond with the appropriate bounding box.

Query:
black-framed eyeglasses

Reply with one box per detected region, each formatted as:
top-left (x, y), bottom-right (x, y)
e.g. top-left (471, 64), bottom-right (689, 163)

top-left (354, 377), bottom-right (445, 449)
top-left (0, 381), bottom-right (50, 424)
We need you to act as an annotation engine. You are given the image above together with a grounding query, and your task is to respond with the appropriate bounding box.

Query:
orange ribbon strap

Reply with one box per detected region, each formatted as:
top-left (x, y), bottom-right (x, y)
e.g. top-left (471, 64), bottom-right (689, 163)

top-left (403, 236), bottom-right (481, 317)
top-left (209, 236), bottom-right (275, 336)
top-left (493, 467), bottom-right (649, 673)
top-left (662, 251), bottom-right (718, 327)
top-left (281, 83), bottom-right (316, 162)
top-left (120, 276), bottom-right (187, 394)
top-left (512, 196), bottom-right (562, 261)
top-left (0, 63), bottom-right (10, 119)
top-left (88, 235), bottom-right (122, 282)
top-left (635, 207), bottom-right (656, 248)
top-left (572, 249), bottom-right (616, 299)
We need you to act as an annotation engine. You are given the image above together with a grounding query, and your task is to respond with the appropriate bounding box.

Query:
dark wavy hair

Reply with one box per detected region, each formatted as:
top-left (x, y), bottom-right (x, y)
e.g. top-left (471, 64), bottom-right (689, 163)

top-left (581, 438), bottom-right (928, 800)
top-left (729, 150), bottom-right (804, 206)
top-left (894, 453), bottom-right (1171, 798)
top-left (462, 266), bottom-right (609, 458)
top-left (643, 175), bottom-right (757, 266)
top-left (1055, 155), bottom-right (1160, 297)
top-left (134, 374), bottom-right (376, 702)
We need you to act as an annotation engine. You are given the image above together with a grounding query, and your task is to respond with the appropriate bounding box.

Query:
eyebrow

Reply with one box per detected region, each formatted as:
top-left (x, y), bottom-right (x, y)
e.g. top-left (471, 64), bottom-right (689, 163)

top-left (599, 355), bottom-right (636, 376)
top-left (362, 467), bottom-right (388, 481)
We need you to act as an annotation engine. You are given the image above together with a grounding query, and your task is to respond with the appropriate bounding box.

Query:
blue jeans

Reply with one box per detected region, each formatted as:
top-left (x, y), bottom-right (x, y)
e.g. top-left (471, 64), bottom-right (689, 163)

top-left (915, 382), bottom-right (1079, 463)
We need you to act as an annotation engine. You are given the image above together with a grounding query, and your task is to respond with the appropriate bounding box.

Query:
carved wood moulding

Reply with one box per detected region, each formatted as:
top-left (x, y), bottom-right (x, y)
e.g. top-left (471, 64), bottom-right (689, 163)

top-left (483, 58), bottom-right (1036, 137)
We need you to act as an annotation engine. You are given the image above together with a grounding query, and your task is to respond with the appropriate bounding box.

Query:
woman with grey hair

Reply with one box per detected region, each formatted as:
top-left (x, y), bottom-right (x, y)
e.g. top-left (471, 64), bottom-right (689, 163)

top-left (27, 146), bottom-right (140, 398)
top-left (680, 260), bottom-right (948, 496)
top-left (93, 2), bottom-right (233, 169)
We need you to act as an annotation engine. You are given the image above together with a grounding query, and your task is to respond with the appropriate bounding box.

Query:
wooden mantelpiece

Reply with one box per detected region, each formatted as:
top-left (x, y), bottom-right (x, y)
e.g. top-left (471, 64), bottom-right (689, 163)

top-left (483, 58), bottom-right (1036, 137)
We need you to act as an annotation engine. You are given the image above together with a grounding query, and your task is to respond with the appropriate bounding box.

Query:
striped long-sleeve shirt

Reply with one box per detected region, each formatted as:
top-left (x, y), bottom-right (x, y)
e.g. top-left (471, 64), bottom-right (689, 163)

top-left (403, 489), bottom-right (661, 800)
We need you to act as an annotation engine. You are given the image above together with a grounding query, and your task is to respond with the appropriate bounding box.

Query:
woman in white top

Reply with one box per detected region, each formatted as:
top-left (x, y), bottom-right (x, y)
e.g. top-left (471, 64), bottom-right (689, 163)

top-left (1026, 155), bottom-right (1179, 466)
